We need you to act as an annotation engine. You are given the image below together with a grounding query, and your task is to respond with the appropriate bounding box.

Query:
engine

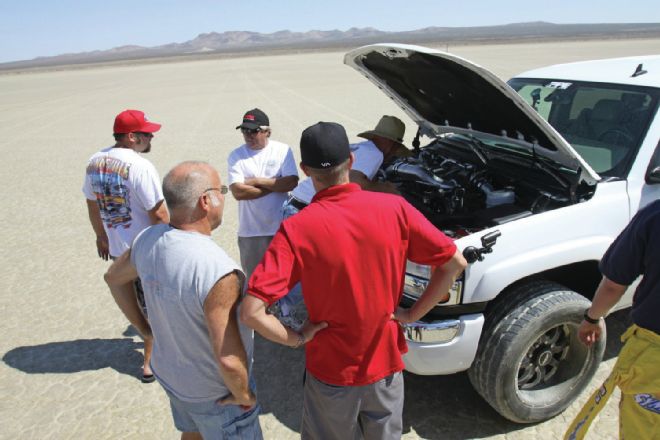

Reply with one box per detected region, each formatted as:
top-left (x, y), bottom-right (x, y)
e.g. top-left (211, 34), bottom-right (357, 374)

top-left (382, 141), bottom-right (568, 234)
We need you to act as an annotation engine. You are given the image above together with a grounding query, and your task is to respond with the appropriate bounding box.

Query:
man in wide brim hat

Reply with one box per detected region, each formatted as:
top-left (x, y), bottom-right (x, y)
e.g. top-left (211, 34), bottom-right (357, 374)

top-left (271, 114), bottom-right (413, 338)
top-left (357, 115), bottom-right (411, 163)
top-left (286, 115), bottom-right (411, 213)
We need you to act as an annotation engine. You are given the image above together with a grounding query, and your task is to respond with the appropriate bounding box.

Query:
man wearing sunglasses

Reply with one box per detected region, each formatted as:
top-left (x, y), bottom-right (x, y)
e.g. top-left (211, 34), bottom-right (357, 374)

top-left (82, 109), bottom-right (169, 382)
top-left (227, 108), bottom-right (299, 281)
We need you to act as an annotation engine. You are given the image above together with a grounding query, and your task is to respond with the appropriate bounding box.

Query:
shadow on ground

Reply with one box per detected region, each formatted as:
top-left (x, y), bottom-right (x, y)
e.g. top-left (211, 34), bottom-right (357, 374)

top-left (253, 309), bottom-right (629, 438)
top-left (2, 312), bottom-right (629, 438)
top-left (2, 326), bottom-right (145, 380)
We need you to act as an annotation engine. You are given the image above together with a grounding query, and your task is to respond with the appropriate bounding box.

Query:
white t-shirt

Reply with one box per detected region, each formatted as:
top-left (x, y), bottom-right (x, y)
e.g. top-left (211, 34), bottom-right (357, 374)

top-left (82, 147), bottom-right (164, 257)
top-left (291, 140), bottom-right (384, 204)
top-left (227, 139), bottom-right (298, 237)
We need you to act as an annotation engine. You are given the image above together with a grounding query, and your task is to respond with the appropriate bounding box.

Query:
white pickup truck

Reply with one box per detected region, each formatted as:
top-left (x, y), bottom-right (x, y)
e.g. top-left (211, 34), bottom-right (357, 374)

top-left (344, 44), bottom-right (660, 423)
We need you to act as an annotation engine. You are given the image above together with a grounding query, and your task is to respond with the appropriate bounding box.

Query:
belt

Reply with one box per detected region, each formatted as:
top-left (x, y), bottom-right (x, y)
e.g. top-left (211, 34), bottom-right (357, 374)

top-left (288, 197), bottom-right (308, 211)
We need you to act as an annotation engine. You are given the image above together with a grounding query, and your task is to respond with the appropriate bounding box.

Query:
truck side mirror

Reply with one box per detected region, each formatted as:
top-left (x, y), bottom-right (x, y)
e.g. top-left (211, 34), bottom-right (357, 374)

top-left (463, 230), bottom-right (501, 263)
top-left (646, 141), bottom-right (660, 184)
top-left (646, 166), bottom-right (660, 184)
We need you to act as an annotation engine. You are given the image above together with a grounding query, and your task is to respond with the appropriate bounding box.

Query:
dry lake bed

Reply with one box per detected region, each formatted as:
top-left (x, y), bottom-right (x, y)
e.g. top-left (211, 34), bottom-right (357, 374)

top-left (1, 38), bottom-right (659, 439)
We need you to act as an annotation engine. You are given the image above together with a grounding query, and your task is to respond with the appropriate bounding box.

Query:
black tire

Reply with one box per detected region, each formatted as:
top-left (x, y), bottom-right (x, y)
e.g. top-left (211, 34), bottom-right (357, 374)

top-left (467, 280), bottom-right (606, 423)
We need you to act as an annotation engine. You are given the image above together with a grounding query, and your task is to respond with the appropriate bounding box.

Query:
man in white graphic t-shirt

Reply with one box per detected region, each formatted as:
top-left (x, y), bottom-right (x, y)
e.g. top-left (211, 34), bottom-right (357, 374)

top-left (227, 108), bottom-right (298, 280)
top-left (82, 109), bottom-right (169, 383)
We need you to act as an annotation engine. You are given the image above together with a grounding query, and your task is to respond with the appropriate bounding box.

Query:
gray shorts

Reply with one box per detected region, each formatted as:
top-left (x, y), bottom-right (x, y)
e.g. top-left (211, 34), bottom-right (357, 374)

top-left (301, 371), bottom-right (404, 440)
top-left (237, 235), bottom-right (273, 281)
top-left (166, 390), bottom-right (263, 439)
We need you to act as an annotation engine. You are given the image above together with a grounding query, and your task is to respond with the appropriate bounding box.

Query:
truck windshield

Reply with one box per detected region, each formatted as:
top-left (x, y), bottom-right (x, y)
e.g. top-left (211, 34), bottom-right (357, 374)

top-left (508, 78), bottom-right (659, 179)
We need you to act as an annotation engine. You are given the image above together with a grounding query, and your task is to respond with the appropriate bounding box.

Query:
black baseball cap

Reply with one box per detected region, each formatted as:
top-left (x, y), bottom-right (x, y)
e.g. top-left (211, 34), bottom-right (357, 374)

top-left (236, 108), bottom-right (269, 130)
top-left (300, 122), bottom-right (350, 169)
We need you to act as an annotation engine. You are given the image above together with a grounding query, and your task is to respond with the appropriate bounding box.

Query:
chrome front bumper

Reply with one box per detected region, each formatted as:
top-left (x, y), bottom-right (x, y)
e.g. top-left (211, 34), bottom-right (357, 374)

top-left (404, 319), bottom-right (461, 343)
top-left (402, 314), bottom-right (485, 375)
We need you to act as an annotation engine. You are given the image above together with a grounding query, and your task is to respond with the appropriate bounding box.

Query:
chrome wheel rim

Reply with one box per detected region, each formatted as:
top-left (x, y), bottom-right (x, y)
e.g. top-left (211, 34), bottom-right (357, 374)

top-left (518, 325), bottom-right (570, 390)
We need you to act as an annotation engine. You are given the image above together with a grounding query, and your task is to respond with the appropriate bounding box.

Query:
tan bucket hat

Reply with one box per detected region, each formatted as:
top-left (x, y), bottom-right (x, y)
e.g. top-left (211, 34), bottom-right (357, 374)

top-left (357, 115), bottom-right (405, 146)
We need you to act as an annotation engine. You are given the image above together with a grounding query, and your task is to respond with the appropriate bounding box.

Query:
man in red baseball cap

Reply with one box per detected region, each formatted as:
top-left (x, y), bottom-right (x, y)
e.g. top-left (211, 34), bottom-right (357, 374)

top-left (82, 109), bottom-right (169, 383)
top-left (112, 109), bottom-right (162, 152)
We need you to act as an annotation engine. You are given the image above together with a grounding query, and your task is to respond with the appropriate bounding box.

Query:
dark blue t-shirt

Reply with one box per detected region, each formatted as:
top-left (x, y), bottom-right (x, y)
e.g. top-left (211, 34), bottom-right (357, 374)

top-left (600, 199), bottom-right (660, 334)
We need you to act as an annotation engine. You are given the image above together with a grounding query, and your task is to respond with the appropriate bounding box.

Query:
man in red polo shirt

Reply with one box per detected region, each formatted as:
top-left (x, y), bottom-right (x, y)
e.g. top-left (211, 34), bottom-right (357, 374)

top-left (241, 122), bottom-right (466, 439)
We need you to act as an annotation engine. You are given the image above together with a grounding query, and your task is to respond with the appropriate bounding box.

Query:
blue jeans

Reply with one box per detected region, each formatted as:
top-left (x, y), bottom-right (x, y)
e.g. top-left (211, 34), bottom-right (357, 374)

top-left (276, 198), bottom-right (306, 316)
top-left (281, 197), bottom-right (302, 219)
top-left (166, 390), bottom-right (263, 439)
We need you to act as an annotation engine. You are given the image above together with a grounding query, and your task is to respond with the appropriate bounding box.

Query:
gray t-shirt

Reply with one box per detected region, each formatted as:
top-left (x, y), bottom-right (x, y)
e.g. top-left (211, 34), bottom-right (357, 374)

top-left (131, 224), bottom-right (253, 402)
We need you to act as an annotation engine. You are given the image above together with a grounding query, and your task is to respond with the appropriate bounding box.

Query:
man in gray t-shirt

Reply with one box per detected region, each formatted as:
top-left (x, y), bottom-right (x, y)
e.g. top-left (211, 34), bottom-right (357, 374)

top-left (105, 161), bottom-right (262, 439)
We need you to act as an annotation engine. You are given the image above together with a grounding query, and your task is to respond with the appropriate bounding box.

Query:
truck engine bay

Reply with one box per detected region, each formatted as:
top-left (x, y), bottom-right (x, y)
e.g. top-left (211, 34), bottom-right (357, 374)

top-left (382, 133), bottom-right (595, 238)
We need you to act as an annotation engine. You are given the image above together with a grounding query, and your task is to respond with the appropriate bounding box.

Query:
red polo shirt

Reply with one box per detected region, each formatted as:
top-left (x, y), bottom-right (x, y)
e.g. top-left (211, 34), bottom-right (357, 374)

top-left (247, 183), bottom-right (456, 386)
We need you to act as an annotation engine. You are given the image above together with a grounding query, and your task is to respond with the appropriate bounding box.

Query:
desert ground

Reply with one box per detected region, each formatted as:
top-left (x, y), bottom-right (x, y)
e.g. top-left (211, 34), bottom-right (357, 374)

top-left (1, 37), bottom-right (659, 439)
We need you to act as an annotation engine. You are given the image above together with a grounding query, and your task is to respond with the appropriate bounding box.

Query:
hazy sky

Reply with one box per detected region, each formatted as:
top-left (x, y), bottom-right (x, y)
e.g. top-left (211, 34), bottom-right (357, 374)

top-left (1, 0), bottom-right (659, 63)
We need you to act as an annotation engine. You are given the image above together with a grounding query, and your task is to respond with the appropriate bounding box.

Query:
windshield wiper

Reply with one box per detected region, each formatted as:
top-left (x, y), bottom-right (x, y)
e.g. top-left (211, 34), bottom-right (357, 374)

top-left (531, 149), bottom-right (570, 189)
top-left (465, 135), bottom-right (488, 165)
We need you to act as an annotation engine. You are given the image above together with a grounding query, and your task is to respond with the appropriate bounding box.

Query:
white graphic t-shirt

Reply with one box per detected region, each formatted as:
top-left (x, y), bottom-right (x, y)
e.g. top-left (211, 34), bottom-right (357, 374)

top-left (82, 147), bottom-right (164, 257)
top-left (227, 139), bottom-right (298, 237)
top-left (291, 140), bottom-right (384, 204)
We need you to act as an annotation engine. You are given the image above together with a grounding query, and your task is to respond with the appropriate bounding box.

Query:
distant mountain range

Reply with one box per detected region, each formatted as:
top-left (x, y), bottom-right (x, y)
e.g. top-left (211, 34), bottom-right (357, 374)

top-left (3, 22), bottom-right (660, 71)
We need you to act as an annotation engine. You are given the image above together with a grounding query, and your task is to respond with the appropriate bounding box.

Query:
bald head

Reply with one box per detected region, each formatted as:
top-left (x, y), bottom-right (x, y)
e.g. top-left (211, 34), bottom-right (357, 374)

top-left (162, 161), bottom-right (224, 231)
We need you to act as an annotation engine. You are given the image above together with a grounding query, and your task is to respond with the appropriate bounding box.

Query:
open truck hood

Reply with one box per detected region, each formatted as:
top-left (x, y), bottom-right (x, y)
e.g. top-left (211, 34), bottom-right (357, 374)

top-left (344, 44), bottom-right (600, 183)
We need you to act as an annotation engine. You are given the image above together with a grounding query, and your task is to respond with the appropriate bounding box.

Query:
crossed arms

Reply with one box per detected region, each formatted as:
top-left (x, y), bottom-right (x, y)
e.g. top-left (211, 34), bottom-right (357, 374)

top-left (230, 175), bottom-right (298, 200)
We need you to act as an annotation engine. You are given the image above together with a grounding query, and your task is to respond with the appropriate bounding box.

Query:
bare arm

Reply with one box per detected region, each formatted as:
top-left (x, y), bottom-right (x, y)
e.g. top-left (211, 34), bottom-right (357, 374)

top-left (104, 250), bottom-right (152, 339)
top-left (147, 199), bottom-right (169, 225)
top-left (394, 250), bottom-right (467, 323)
top-left (578, 276), bottom-right (627, 346)
top-left (230, 182), bottom-right (273, 200)
top-left (246, 175), bottom-right (299, 193)
top-left (86, 199), bottom-right (110, 260)
top-left (349, 170), bottom-right (399, 194)
top-left (240, 295), bottom-right (327, 347)
top-left (204, 272), bottom-right (255, 408)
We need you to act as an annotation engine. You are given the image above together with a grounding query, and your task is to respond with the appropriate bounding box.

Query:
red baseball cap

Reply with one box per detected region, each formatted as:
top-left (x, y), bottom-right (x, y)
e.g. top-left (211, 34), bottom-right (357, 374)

top-left (113, 110), bottom-right (162, 134)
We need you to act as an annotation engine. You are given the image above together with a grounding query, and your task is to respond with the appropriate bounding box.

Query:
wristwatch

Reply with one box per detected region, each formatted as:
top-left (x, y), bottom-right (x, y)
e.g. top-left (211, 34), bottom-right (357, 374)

top-left (583, 309), bottom-right (601, 324)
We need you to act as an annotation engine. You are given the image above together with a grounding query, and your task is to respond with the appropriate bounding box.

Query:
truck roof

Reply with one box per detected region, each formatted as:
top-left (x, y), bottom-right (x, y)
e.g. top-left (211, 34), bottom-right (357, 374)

top-left (514, 55), bottom-right (660, 88)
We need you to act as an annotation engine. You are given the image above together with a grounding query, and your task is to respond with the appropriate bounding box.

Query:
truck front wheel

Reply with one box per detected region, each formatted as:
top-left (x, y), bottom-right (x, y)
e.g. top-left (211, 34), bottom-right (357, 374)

top-left (468, 280), bottom-right (606, 423)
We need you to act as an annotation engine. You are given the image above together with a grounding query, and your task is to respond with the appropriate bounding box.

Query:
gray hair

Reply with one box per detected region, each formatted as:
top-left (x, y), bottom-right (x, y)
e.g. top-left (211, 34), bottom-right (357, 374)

top-left (162, 161), bottom-right (213, 212)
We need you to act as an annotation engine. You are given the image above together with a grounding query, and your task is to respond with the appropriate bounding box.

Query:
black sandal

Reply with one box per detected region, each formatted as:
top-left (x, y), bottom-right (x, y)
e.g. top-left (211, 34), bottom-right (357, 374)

top-left (141, 374), bottom-right (156, 383)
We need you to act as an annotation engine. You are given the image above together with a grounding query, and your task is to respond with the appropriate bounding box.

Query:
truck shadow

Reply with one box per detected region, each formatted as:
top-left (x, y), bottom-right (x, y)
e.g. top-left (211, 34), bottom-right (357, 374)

top-left (602, 308), bottom-right (631, 360)
top-left (252, 309), bottom-right (629, 438)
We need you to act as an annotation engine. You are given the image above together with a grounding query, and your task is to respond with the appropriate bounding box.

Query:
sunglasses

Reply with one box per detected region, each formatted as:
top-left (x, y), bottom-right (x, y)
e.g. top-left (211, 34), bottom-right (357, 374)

top-left (240, 127), bottom-right (262, 135)
top-left (204, 186), bottom-right (229, 195)
top-left (134, 132), bottom-right (154, 138)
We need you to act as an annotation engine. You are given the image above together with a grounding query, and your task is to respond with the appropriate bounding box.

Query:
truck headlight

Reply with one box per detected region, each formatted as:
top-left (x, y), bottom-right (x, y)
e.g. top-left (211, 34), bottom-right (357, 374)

top-left (403, 262), bottom-right (464, 306)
